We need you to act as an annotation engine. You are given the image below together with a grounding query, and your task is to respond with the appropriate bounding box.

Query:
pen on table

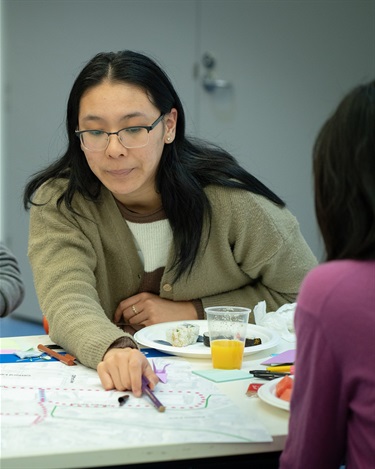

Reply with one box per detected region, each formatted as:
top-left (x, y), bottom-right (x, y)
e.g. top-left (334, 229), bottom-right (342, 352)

top-left (118, 394), bottom-right (129, 407)
top-left (37, 344), bottom-right (76, 366)
top-left (266, 365), bottom-right (294, 373)
top-left (141, 376), bottom-right (166, 413)
top-left (249, 370), bottom-right (290, 380)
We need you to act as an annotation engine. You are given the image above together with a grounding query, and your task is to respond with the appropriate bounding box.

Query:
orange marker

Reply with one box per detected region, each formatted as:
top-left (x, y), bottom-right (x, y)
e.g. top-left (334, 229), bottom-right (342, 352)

top-left (37, 344), bottom-right (76, 366)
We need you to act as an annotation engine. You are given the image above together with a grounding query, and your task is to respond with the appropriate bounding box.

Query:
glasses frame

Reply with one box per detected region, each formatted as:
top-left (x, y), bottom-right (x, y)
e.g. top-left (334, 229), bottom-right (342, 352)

top-left (75, 113), bottom-right (165, 151)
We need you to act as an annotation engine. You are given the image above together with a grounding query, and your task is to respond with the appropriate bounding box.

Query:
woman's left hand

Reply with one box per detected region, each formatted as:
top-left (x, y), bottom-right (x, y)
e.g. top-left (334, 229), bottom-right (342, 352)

top-left (114, 292), bottom-right (198, 327)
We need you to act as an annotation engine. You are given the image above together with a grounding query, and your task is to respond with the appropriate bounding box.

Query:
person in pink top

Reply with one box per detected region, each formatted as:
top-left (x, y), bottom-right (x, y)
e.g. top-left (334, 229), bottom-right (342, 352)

top-left (279, 80), bottom-right (375, 469)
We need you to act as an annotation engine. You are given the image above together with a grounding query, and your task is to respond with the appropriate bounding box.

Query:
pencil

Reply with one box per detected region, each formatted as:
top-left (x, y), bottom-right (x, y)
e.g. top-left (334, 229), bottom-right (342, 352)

top-left (141, 376), bottom-right (166, 412)
top-left (37, 344), bottom-right (76, 366)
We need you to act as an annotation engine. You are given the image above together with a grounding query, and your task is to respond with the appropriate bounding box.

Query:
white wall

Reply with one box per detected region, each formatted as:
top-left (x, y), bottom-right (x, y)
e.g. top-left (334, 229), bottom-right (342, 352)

top-left (196, 0), bottom-right (374, 261)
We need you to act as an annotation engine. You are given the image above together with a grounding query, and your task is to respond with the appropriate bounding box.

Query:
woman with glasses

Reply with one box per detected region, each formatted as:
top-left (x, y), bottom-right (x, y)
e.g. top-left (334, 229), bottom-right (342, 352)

top-left (279, 81), bottom-right (375, 469)
top-left (23, 50), bottom-right (316, 393)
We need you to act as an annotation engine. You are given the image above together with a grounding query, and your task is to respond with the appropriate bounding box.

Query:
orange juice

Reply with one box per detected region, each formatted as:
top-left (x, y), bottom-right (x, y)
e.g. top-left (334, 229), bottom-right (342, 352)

top-left (210, 339), bottom-right (245, 369)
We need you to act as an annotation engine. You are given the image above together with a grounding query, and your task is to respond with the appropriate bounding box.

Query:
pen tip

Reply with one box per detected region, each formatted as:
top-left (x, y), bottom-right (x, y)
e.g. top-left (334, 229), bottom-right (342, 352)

top-left (158, 405), bottom-right (166, 413)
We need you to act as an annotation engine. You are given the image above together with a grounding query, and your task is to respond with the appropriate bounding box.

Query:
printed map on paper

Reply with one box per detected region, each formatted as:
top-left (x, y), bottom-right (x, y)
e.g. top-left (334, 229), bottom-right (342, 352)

top-left (1, 354), bottom-right (272, 458)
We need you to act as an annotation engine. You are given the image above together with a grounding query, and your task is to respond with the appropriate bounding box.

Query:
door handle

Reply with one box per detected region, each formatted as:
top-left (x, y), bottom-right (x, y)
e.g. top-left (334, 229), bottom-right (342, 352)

top-left (203, 76), bottom-right (232, 92)
top-left (201, 52), bottom-right (232, 93)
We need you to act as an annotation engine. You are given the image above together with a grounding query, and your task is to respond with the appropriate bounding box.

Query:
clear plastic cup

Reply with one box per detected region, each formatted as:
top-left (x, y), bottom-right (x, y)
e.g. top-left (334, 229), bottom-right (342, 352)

top-left (205, 306), bottom-right (251, 370)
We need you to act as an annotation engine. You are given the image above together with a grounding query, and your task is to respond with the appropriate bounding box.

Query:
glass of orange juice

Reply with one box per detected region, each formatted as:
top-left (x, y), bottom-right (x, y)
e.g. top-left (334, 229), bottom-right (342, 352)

top-left (205, 306), bottom-right (251, 370)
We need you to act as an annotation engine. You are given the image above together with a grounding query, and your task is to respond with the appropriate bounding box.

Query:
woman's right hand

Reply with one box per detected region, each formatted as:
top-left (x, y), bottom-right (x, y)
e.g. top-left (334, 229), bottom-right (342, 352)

top-left (97, 347), bottom-right (159, 396)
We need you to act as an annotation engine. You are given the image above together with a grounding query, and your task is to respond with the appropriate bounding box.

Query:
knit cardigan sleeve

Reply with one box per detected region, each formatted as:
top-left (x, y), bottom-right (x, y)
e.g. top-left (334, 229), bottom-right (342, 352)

top-left (0, 242), bottom-right (25, 317)
top-left (175, 186), bottom-right (318, 319)
top-left (28, 180), bottom-right (138, 369)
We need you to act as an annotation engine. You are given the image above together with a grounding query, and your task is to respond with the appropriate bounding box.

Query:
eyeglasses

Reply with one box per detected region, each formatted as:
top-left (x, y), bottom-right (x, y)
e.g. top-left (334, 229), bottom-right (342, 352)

top-left (75, 114), bottom-right (165, 151)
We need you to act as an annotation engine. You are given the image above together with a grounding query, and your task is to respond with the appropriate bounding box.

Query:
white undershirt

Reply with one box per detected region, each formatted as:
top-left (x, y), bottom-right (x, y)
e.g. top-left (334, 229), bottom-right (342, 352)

top-left (126, 219), bottom-right (172, 273)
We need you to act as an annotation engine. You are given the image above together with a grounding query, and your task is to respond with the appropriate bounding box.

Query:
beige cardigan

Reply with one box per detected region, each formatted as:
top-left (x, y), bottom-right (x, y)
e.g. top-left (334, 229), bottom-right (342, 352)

top-left (28, 179), bottom-right (317, 369)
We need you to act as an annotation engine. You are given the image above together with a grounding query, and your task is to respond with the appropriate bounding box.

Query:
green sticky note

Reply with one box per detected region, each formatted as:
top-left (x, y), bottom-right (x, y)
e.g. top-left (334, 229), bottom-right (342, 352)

top-left (192, 369), bottom-right (250, 382)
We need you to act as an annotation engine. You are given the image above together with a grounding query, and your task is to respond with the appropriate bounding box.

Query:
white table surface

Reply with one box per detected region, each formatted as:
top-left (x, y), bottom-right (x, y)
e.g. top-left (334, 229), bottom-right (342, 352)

top-left (0, 333), bottom-right (294, 469)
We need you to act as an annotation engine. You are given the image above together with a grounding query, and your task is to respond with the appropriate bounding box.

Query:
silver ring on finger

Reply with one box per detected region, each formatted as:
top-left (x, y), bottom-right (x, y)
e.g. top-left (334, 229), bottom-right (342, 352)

top-left (131, 304), bottom-right (139, 316)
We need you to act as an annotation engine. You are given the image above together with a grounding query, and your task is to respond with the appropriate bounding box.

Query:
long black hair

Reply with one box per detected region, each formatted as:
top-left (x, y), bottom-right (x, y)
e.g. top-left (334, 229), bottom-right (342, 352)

top-left (313, 79), bottom-right (375, 261)
top-left (24, 50), bottom-right (285, 281)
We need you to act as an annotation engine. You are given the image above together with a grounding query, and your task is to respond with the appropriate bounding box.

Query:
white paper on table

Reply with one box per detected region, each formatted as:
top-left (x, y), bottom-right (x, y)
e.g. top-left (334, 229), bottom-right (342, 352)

top-left (0, 357), bottom-right (272, 458)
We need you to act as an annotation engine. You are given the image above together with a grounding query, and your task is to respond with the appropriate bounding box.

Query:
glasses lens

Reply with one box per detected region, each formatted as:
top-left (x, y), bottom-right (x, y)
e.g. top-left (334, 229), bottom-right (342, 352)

top-left (118, 127), bottom-right (149, 149)
top-left (81, 131), bottom-right (108, 151)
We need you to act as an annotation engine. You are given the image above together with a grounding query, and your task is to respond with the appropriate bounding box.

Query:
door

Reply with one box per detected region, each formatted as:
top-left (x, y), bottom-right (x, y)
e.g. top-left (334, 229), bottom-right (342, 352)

top-left (196, 0), bottom-right (375, 261)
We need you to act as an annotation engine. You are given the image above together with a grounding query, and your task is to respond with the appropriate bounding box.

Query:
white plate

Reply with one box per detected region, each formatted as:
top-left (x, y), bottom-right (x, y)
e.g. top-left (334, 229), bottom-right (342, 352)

top-left (134, 320), bottom-right (279, 358)
top-left (257, 376), bottom-right (292, 411)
